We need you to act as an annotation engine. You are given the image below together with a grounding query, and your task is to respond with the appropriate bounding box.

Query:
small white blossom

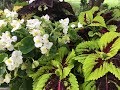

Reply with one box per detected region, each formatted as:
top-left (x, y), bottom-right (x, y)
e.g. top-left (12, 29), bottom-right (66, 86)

top-left (11, 19), bottom-right (24, 32)
top-left (71, 24), bottom-right (76, 28)
top-left (41, 14), bottom-right (50, 21)
top-left (3, 74), bottom-right (11, 84)
top-left (40, 46), bottom-right (48, 54)
top-left (59, 18), bottom-right (69, 34)
top-left (44, 42), bottom-right (53, 49)
top-left (27, 19), bottom-right (41, 29)
top-left (12, 36), bottom-right (17, 42)
top-left (34, 35), bottom-right (43, 48)
top-left (5, 50), bottom-right (23, 71)
top-left (29, 29), bottom-right (41, 36)
top-left (78, 22), bottom-right (83, 28)
top-left (0, 31), bottom-right (17, 51)
top-left (59, 0), bottom-right (63, 2)
top-left (4, 9), bottom-right (18, 19)
top-left (28, 0), bottom-right (35, 4)
top-left (0, 20), bottom-right (7, 27)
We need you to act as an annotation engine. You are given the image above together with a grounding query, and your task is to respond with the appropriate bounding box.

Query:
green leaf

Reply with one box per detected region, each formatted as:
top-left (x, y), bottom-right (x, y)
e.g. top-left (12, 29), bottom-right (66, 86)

top-left (15, 36), bottom-right (35, 54)
top-left (0, 53), bottom-right (8, 63)
top-left (99, 32), bottom-right (120, 51)
top-left (89, 15), bottom-right (106, 27)
top-left (33, 73), bottom-right (52, 90)
top-left (108, 62), bottom-right (120, 80)
top-left (83, 54), bottom-right (98, 81)
top-left (0, 63), bottom-right (6, 75)
top-left (66, 49), bottom-right (76, 64)
top-left (82, 81), bottom-right (96, 90)
top-left (107, 25), bottom-right (117, 32)
top-left (63, 64), bottom-right (74, 79)
top-left (86, 62), bottom-right (108, 81)
top-left (69, 73), bottom-right (79, 90)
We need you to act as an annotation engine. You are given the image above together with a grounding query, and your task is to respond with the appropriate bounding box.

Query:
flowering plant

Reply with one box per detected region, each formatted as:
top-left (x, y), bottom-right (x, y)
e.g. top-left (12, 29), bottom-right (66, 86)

top-left (0, 0), bottom-right (120, 90)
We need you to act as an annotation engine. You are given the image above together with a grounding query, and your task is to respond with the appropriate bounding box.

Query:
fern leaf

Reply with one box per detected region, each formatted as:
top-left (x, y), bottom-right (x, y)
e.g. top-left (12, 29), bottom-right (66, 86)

top-left (99, 32), bottom-right (120, 51)
top-left (86, 62), bottom-right (108, 81)
top-left (83, 54), bottom-right (98, 81)
top-left (89, 15), bottom-right (106, 27)
top-left (107, 25), bottom-right (117, 32)
top-left (69, 73), bottom-right (79, 90)
top-left (76, 41), bottom-right (99, 54)
top-left (33, 73), bottom-right (52, 90)
top-left (108, 62), bottom-right (120, 80)
top-left (82, 81), bottom-right (96, 90)
top-left (107, 37), bottom-right (120, 58)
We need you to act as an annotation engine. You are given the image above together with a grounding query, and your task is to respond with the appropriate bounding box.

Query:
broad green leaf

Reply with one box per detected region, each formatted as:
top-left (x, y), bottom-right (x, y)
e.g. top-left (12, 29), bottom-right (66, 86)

top-left (15, 36), bottom-right (35, 54)
top-left (89, 15), bottom-right (106, 27)
top-left (0, 63), bottom-right (6, 75)
top-left (99, 32), bottom-right (120, 51)
top-left (0, 53), bottom-right (8, 63)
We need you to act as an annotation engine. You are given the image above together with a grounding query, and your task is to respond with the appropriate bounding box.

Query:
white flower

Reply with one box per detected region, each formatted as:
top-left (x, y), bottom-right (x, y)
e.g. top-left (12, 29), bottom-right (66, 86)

top-left (40, 46), bottom-right (48, 54)
top-left (28, 0), bottom-right (35, 4)
top-left (34, 35), bottom-right (43, 48)
top-left (41, 14), bottom-right (50, 21)
top-left (59, 0), bottom-right (63, 2)
top-left (78, 22), bottom-right (83, 28)
top-left (12, 36), bottom-right (17, 42)
top-left (11, 19), bottom-right (24, 32)
top-left (29, 29), bottom-right (41, 36)
top-left (27, 19), bottom-right (41, 29)
top-left (0, 31), bottom-right (17, 51)
top-left (71, 24), bottom-right (76, 28)
top-left (0, 20), bottom-right (7, 27)
top-left (44, 42), bottom-right (53, 49)
top-left (59, 18), bottom-right (69, 34)
top-left (5, 50), bottom-right (23, 71)
top-left (4, 9), bottom-right (18, 19)
top-left (3, 74), bottom-right (11, 83)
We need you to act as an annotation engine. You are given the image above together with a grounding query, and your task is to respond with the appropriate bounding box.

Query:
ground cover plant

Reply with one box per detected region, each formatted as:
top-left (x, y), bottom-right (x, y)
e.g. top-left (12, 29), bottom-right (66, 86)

top-left (0, 0), bottom-right (120, 90)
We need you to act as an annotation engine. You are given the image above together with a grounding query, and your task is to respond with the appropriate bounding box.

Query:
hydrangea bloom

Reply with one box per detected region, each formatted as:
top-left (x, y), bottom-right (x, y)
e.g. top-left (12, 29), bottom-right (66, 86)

top-left (59, 18), bottom-right (69, 34)
top-left (5, 50), bottom-right (23, 71)
top-left (0, 31), bottom-right (17, 51)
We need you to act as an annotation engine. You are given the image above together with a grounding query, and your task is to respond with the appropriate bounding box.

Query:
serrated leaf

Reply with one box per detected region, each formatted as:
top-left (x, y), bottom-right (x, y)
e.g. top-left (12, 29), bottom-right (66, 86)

top-left (83, 54), bottom-right (98, 81)
top-left (86, 62), bottom-right (108, 81)
top-left (108, 62), bottom-right (120, 80)
top-left (89, 15), bottom-right (106, 27)
top-left (107, 25), bottom-right (117, 32)
top-left (15, 36), bottom-right (35, 54)
top-left (82, 81), bottom-right (96, 90)
top-left (69, 73), bottom-right (79, 90)
top-left (33, 73), bottom-right (52, 90)
top-left (99, 32), bottom-right (120, 51)
top-left (0, 53), bottom-right (8, 63)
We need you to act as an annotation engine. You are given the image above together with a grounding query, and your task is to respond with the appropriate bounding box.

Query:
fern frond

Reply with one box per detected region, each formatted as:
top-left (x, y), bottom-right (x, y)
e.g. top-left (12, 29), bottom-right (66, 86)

top-left (33, 73), bottom-right (52, 90)
top-left (86, 62), bottom-right (108, 81)
top-left (83, 54), bottom-right (98, 81)
top-left (29, 66), bottom-right (52, 81)
top-left (76, 41), bottom-right (99, 54)
top-left (69, 73), bottom-right (79, 90)
top-left (99, 32), bottom-right (120, 51)
top-left (108, 62), bottom-right (120, 80)
top-left (107, 37), bottom-right (120, 58)
top-left (82, 81), bottom-right (96, 90)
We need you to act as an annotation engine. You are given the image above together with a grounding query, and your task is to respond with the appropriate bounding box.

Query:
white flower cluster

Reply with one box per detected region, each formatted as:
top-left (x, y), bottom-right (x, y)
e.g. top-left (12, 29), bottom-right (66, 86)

top-left (27, 18), bottom-right (53, 54)
top-left (2, 9), bottom-right (24, 32)
top-left (5, 50), bottom-right (23, 71)
top-left (4, 9), bottom-right (18, 20)
top-left (0, 31), bottom-right (17, 51)
top-left (0, 74), bottom-right (11, 85)
top-left (59, 18), bottom-right (69, 35)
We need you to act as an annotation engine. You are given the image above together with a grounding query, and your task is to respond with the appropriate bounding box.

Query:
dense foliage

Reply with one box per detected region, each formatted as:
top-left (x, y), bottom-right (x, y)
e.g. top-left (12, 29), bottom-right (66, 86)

top-left (0, 0), bottom-right (120, 90)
